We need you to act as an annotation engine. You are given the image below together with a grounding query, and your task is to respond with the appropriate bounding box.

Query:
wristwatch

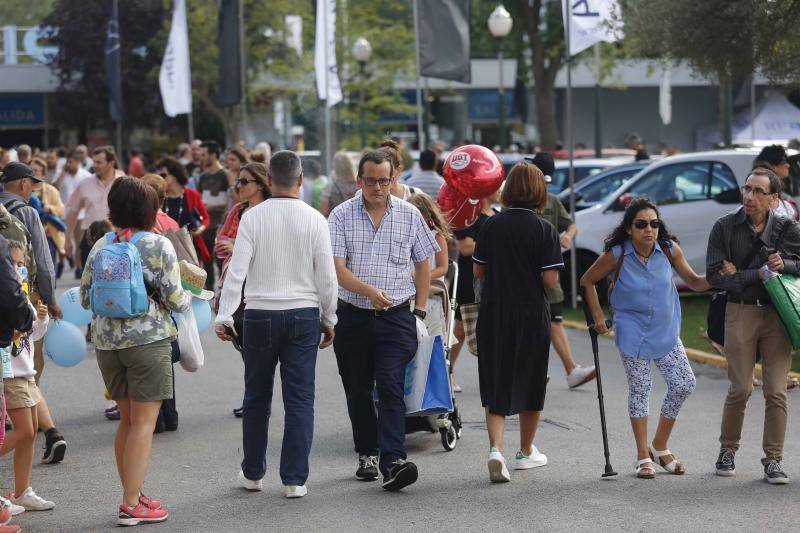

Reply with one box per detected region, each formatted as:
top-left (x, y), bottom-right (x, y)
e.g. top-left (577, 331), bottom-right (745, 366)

top-left (412, 308), bottom-right (427, 320)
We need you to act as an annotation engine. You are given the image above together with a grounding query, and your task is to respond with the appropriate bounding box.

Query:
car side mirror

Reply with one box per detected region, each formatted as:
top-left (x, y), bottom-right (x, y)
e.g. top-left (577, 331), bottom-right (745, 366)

top-left (713, 188), bottom-right (742, 204)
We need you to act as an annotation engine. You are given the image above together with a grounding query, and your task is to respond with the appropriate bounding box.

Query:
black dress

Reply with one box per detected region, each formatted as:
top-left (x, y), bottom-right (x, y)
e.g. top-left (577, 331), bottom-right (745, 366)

top-left (473, 208), bottom-right (563, 415)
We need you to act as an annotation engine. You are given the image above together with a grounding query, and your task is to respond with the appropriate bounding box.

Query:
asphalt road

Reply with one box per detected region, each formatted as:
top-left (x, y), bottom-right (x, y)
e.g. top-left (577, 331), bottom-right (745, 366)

top-left (4, 282), bottom-right (800, 532)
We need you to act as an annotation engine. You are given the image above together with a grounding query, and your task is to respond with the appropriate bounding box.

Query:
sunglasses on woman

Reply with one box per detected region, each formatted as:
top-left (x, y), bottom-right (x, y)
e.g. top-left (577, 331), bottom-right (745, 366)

top-left (235, 178), bottom-right (257, 187)
top-left (633, 219), bottom-right (662, 230)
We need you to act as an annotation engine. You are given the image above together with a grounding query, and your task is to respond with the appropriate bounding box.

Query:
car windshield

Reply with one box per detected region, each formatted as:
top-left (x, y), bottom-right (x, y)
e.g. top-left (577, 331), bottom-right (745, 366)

top-left (570, 167), bottom-right (643, 204)
top-left (549, 166), bottom-right (605, 193)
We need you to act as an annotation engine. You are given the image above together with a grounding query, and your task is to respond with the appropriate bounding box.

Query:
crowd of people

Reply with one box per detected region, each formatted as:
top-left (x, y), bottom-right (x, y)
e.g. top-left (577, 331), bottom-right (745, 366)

top-left (0, 136), bottom-right (797, 529)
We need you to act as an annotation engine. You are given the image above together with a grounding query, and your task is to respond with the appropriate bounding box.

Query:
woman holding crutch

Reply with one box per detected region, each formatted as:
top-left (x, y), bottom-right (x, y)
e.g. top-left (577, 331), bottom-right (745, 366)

top-left (581, 197), bottom-right (709, 479)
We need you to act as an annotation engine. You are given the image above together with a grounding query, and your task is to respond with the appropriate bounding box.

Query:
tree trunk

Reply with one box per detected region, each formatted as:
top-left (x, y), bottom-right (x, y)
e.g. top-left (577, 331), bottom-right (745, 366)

top-left (535, 81), bottom-right (558, 150)
top-left (523, 0), bottom-right (562, 151)
top-left (718, 73), bottom-right (732, 148)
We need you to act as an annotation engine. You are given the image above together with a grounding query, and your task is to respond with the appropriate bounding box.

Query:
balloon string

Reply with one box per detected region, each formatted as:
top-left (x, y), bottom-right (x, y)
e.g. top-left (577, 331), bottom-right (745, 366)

top-left (447, 197), bottom-right (471, 226)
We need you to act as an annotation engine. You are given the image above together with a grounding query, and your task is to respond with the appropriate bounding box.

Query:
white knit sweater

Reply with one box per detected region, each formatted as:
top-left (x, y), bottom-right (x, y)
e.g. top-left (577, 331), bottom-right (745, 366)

top-left (215, 198), bottom-right (339, 328)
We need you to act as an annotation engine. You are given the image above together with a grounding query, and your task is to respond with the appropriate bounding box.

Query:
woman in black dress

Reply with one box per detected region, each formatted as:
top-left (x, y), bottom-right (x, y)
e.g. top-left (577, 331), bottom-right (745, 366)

top-left (473, 162), bottom-right (563, 483)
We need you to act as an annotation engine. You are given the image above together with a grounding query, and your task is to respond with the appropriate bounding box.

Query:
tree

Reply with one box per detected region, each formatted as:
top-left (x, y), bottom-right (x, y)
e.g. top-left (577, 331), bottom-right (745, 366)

top-left (42, 0), bottom-right (166, 142)
top-left (622, 0), bottom-right (800, 146)
top-left (471, 0), bottom-right (566, 151)
top-left (335, 0), bottom-right (417, 150)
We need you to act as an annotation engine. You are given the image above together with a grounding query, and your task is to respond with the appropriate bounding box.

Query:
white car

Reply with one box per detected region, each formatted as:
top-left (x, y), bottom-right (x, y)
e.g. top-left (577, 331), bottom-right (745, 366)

top-left (566, 149), bottom-right (761, 298)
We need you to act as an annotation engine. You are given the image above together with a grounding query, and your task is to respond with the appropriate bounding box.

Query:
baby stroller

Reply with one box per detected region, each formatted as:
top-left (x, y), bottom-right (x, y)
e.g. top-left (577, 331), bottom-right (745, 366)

top-left (404, 261), bottom-right (463, 451)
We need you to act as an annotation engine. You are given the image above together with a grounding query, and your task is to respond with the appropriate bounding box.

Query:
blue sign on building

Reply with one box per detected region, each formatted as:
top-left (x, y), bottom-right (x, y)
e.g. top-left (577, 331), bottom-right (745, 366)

top-left (0, 95), bottom-right (44, 127)
top-left (467, 90), bottom-right (514, 121)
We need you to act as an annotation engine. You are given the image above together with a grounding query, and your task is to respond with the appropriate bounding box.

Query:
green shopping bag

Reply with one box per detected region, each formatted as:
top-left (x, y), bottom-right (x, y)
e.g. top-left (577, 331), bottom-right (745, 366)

top-left (763, 273), bottom-right (800, 349)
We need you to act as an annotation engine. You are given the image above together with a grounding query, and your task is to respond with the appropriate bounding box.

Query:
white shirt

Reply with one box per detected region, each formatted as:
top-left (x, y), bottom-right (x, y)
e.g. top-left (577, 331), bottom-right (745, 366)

top-left (9, 307), bottom-right (48, 380)
top-left (215, 197), bottom-right (339, 328)
top-left (54, 167), bottom-right (91, 209)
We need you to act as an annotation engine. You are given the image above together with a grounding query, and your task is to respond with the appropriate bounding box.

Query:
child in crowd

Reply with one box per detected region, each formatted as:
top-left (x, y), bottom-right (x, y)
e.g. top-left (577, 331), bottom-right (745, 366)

top-left (408, 193), bottom-right (452, 338)
top-left (85, 220), bottom-right (120, 420)
top-left (0, 240), bottom-right (54, 512)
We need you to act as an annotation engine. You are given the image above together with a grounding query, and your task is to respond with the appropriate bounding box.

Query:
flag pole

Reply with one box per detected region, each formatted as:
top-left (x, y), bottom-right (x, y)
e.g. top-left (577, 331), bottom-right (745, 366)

top-left (565, 1), bottom-right (577, 309)
top-left (187, 111), bottom-right (195, 142)
top-left (412, 0), bottom-right (425, 150)
top-left (322, 0), bottom-right (331, 174)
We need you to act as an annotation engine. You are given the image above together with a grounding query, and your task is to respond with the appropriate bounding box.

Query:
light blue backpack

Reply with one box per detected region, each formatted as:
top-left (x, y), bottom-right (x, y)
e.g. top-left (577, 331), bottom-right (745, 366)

top-left (90, 232), bottom-right (149, 318)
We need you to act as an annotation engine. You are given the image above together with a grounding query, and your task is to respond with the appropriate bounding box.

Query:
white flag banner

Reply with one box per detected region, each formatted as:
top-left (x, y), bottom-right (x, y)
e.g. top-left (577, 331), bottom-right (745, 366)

top-left (314, 0), bottom-right (342, 107)
top-left (659, 66), bottom-right (672, 125)
top-left (159, 0), bottom-right (192, 117)
top-left (562, 0), bottom-right (623, 57)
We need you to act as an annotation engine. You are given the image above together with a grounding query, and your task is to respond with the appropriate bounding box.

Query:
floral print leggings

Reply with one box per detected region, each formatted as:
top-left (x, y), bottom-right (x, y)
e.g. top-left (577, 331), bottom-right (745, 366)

top-left (620, 340), bottom-right (696, 419)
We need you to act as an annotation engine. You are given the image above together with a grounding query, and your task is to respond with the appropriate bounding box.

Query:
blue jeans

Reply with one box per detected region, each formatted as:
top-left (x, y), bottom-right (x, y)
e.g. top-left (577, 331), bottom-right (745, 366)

top-left (333, 302), bottom-right (418, 476)
top-left (241, 308), bottom-right (319, 485)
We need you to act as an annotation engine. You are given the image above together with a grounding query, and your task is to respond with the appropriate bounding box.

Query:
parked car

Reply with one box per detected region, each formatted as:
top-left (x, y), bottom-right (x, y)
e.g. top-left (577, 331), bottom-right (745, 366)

top-left (558, 162), bottom-right (651, 212)
top-left (497, 154), bottom-right (634, 194)
top-left (562, 149), bottom-right (760, 301)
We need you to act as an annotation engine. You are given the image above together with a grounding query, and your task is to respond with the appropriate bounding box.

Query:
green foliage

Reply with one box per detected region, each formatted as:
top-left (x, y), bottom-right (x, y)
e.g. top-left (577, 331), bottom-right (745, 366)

top-left (42, 0), bottom-right (166, 135)
top-left (335, 0), bottom-right (417, 149)
top-left (622, 0), bottom-right (800, 86)
top-left (3, 0), bottom-right (55, 26)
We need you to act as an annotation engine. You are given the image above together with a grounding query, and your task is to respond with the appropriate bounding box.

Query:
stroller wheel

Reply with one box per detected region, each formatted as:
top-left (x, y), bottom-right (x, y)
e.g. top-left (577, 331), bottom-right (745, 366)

top-left (440, 425), bottom-right (458, 451)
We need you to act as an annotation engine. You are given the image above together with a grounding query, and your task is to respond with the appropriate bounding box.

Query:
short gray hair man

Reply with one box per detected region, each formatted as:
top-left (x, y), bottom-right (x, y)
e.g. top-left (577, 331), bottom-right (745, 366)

top-left (269, 150), bottom-right (302, 189)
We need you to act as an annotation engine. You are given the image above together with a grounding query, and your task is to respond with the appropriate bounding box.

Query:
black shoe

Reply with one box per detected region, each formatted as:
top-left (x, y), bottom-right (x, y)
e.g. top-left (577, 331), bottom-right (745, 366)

top-left (382, 460), bottom-right (418, 491)
top-left (41, 430), bottom-right (67, 464)
top-left (163, 411), bottom-right (178, 432)
top-left (233, 406), bottom-right (244, 418)
top-left (356, 455), bottom-right (379, 481)
top-left (154, 414), bottom-right (165, 434)
top-left (715, 447), bottom-right (736, 476)
top-left (764, 459), bottom-right (790, 485)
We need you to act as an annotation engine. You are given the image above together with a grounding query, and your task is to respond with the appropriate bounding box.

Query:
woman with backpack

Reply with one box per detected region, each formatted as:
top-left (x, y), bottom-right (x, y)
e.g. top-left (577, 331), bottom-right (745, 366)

top-left (80, 177), bottom-right (191, 526)
top-left (580, 197), bottom-right (710, 479)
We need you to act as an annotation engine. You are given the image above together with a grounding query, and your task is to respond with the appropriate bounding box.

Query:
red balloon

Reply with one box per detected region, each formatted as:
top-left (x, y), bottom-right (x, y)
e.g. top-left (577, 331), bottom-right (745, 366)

top-left (443, 144), bottom-right (505, 199)
top-left (437, 183), bottom-right (481, 231)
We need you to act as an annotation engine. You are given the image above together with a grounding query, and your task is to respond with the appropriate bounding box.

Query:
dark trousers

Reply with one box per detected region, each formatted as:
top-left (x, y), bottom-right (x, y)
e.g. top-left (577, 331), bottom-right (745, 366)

top-left (241, 308), bottom-right (319, 485)
top-left (333, 303), bottom-right (417, 476)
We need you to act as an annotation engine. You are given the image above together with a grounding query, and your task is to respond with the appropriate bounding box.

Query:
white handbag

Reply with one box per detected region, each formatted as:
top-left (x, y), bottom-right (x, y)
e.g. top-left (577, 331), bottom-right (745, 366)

top-left (176, 306), bottom-right (205, 372)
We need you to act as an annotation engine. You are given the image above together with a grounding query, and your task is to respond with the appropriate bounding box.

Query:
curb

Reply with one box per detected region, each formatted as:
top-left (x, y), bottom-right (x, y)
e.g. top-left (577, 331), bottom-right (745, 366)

top-left (561, 319), bottom-right (800, 380)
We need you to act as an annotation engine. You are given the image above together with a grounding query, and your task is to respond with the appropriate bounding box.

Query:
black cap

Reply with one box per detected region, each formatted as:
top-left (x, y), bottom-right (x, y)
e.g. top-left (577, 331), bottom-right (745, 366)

top-left (527, 152), bottom-right (555, 183)
top-left (1, 162), bottom-right (41, 183)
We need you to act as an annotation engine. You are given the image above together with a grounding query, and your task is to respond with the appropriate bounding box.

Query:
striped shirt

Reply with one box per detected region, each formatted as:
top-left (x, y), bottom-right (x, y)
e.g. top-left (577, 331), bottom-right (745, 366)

top-left (706, 206), bottom-right (800, 302)
top-left (405, 170), bottom-right (444, 200)
top-left (329, 194), bottom-right (440, 309)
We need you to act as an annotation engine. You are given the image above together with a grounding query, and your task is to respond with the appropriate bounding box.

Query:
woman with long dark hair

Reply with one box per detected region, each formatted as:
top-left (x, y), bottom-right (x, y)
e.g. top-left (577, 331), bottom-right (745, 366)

top-left (580, 197), bottom-right (709, 479)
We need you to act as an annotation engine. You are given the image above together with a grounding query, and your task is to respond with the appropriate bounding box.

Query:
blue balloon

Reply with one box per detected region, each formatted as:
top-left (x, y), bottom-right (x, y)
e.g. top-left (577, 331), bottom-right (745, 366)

top-left (58, 287), bottom-right (92, 326)
top-left (191, 298), bottom-right (212, 334)
top-left (44, 321), bottom-right (87, 367)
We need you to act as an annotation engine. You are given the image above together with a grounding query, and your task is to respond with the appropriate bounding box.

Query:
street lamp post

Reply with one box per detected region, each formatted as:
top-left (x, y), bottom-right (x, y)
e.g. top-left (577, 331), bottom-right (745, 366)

top-left (353, 37), bottom-right (372, 149)
top-left (488, 5), bottom-right (512, 152)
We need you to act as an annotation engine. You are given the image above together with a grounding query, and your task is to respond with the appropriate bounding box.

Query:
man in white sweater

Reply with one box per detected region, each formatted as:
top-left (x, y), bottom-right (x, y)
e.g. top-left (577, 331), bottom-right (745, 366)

top-left (214, 150), bottom-right (338, 499)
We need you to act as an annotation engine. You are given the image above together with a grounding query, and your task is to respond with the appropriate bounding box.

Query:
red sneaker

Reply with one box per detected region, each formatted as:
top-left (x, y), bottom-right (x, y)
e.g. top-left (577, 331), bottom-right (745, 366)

top-left (117, 503), bottom-right (168, 527)
top-left (0, 524), bottom-right (21, 532)
top-left (138, 493), bottom-right (161, 510)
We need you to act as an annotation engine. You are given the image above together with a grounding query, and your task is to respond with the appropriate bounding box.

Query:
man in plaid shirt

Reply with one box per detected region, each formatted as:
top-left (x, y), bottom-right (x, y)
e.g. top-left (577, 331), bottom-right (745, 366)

top-left (329, 150), bottom-right (439, 491)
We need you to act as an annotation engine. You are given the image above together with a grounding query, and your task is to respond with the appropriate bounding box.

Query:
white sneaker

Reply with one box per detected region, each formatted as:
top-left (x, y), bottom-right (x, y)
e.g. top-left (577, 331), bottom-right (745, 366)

top-left (285, 485), bottom-right (307, 498)
top-left (567, 365), bottom-right (597, 389)
top-left (514, 445), bottom-right (548, 470)
top-left (0, 495), bottom-right (20, 520)
top-left (238, 470), bottom-right (264, 491)
top-left (453, 383), bottom-right (462, 393)
top-left (488, 448), bottom-right (511, 483)
top-left (10, 487), bottom-right (54, 511)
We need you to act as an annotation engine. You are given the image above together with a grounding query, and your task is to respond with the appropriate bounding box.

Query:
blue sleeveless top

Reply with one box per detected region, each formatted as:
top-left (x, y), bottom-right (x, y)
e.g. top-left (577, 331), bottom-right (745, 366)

top-left (610, 239), bottom-right (681, 359)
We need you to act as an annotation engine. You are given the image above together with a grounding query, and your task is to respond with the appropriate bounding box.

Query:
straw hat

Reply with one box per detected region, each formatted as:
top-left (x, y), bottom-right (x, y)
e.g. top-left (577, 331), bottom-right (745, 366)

top-left (179, 260), bottom-right (215, 300)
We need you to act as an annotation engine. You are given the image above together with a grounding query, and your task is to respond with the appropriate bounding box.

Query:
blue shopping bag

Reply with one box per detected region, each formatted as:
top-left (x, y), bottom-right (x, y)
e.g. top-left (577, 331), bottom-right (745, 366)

top-left (404, 335), bottom-right (453, 416)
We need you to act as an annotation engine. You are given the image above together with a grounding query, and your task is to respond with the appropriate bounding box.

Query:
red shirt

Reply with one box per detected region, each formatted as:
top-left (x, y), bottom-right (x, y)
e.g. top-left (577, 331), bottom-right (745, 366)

top-left (128, 156), bottom-right (144, 178)
top-left (154, 210), bottom-right (179, 234)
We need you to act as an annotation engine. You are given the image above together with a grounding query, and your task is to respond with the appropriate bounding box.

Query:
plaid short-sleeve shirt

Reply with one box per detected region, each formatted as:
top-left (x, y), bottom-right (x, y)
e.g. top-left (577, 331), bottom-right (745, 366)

top-left (329, 194), bottom-right (440, 309)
